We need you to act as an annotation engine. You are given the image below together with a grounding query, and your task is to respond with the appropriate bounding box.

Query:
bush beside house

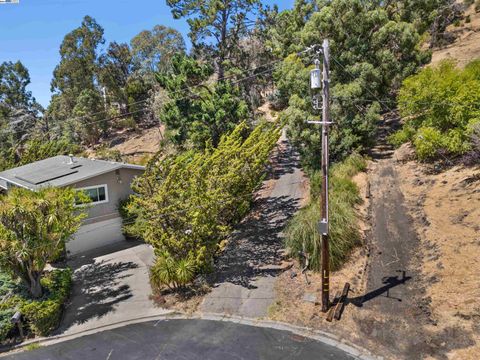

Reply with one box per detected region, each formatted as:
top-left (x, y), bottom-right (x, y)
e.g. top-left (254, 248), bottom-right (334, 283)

top-left (0, 187), bottom-right (86, 343)
top-left (0, 269), bottom-right (72, 341)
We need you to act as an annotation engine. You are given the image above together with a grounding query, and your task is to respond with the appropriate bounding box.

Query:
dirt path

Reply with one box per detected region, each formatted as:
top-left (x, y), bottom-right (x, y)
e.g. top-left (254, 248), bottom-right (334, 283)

top-left (200, 130), bottom-right (307, 318)
top-left (353, 115), bottom-right (473, 359)
top-left (355, 125), bottom-right (430, 358)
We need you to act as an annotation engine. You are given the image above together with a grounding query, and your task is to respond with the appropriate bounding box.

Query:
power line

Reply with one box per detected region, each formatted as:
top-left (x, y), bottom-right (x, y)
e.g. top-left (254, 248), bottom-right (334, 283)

top-left (330, 55), bottom-right (396, 113)
top-left (0, 57), bottom-right (286, 139)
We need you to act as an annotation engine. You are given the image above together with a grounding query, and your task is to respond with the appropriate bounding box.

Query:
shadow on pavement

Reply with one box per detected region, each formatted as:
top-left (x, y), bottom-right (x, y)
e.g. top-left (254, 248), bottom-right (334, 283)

top-left (210, 195), bottom-right (300, 289)
top-left (55, 259), bottom-right (138, 333)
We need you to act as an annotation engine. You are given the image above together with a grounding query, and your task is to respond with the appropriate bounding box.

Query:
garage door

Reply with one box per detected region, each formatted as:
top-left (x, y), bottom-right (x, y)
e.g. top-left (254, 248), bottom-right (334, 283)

top-left (67, 217), bottom-right (126, 255)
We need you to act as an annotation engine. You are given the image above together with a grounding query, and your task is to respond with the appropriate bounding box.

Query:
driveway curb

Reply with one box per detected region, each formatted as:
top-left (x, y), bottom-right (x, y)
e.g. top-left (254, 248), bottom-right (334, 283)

top-left (2, 311), bottom-right (380, 360)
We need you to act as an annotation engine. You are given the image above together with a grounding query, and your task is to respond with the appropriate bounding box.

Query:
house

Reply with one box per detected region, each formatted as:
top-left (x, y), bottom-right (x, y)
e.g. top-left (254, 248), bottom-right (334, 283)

top-left (0, 155), bottom-right (145, 255)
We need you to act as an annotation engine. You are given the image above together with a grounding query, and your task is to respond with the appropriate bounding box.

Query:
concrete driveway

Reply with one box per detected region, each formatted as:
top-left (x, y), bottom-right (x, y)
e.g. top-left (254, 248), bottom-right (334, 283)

top-left (56, 241), bottom-right (171, 336)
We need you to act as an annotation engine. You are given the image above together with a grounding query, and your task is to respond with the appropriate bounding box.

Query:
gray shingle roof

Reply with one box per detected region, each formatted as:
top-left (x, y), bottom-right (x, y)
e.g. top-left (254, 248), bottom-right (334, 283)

top-left (0, 155), bottom-right (144, 190)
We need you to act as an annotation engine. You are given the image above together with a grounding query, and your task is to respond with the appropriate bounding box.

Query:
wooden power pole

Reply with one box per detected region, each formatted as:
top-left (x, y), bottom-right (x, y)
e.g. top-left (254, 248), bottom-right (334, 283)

top-left (320, 39), bottom-right (331, 313)
top-left (309, 39), bottom-right (331, 312)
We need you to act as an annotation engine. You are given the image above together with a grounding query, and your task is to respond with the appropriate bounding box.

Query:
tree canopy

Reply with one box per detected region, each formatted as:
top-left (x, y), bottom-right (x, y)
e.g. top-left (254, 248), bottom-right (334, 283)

top-left (0, 187), bottom-right (87, 298)
top-left (167, 0), bottom-right (261, 78)
top-left (270, 0), bottom-right (433, 167)
top-left (155, 54), bottom-right (248, 147)
top-left (130, 25), bottom-right (186, 76)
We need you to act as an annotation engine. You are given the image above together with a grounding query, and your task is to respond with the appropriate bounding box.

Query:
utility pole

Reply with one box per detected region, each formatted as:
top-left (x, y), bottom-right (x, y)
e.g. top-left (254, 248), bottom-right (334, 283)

top-left (320, 39), bottom-right (331, 313)
top-left (309, 39), bottom-right (331, 313)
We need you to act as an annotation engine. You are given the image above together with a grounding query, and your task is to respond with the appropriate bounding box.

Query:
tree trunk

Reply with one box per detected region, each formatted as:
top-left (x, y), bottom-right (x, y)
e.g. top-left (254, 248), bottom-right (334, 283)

top-left (28, 274), bottom-right (43, 298)
top-left (218, 7), bottom-right (228, 80)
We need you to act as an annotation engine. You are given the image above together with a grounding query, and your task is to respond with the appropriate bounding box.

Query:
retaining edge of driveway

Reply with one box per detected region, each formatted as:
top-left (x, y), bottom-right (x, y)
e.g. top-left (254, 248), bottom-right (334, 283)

top-left (1, 311), bottom-right (380, 360)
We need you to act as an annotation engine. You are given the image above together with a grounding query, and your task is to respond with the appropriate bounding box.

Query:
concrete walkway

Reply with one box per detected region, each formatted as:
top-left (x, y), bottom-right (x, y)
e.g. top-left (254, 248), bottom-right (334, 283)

top-left (56, 241), bottom-right (170, 336)
top-left (200, 131), bottom-right (305, 317)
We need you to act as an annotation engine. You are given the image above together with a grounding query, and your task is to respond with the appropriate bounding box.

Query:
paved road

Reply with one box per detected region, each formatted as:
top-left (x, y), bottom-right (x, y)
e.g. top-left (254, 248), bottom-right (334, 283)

top-left (201, 130), bottom-right (306, 317)
top-left (6, 320), bottom-right (356, 360)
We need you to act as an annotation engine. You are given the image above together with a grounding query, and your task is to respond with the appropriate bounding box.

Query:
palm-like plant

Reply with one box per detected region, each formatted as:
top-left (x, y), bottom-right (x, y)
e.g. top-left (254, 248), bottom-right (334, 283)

top-left (0, 187), bottom-right (87, 298)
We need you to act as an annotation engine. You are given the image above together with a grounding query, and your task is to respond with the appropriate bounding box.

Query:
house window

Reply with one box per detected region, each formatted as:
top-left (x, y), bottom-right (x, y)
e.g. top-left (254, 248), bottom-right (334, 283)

top-left (77, 185), bottom-right (109, 205)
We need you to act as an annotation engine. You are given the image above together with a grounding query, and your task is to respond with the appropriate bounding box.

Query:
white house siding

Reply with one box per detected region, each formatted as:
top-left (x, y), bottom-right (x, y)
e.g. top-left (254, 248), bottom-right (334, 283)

top-left (67, 217), bottom-right (125, 255)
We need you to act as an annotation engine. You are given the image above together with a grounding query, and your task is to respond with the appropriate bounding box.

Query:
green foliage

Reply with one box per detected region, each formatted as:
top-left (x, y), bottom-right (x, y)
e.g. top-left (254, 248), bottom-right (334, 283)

top-left (150, 253), bottom-right (196, 290)
top-left (24, 343), bottom-right (41, 351)
top-left (94, 145), bottom-right (123, 162)
top-left (285, 154), bottom-right (366, 271)
top-left (0, 61), bottom-right (40, 118)
top-left (0, 139), bottom-right (79, 172)
top-left (156, 54), bottom-right (248, 148)
top-left (166, 0), bottom-right (260, 78)
top-left (47, 16), bottom-right (106, 143)
top-left (395, 59), bottom-right (480, 160)
top-left (127, 121), bottom-right (280, 289)
top-left (0, 309), bottom-right (14, 343)
top-left (388, 126), bottom-right (416, 148)
top-left (0, 188), bottom-right (86, 298)
top-left (272, 0), bottom-right (431, 168)
top-left (0, 61), bottom-right (41, 160)
top-left (130, 25), bottom-right (186, 76)
top-left (0, 269), bottom-right (72, 339)
top-left (0, 272), bottom-right (16, 342)
top-left (18, 139), bottom-right (80, 166)
top-left (21, 269), bottom-right (72, 336)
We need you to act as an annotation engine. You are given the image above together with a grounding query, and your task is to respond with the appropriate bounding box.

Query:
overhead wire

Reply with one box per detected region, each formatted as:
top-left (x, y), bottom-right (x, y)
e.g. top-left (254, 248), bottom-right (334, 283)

top-left (0, 55), bottom-right (286, 138)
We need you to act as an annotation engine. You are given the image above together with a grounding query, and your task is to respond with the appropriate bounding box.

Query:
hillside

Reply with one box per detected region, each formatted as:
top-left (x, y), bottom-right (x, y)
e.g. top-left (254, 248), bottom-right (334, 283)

top-left (431, 3), bottom-right (480, 67)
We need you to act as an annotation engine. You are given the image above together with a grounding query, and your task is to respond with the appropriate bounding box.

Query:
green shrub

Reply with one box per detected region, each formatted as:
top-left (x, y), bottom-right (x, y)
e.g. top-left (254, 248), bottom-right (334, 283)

top-left (18, 139), bottom-right (80, 167)
top-left (395, 59), bottom-right (480, 161)
top-left (0, 309), bottom-right (15, 342)
top-left (94, 144), bottom-right (123, 162)
top-left (129, 121), bottom-right (280, 289)
top-left (21, 300), bottom-right (62, 336)
top-left (0, 269), bottom-right (72, 339)
top-left (388, 126), bottom-right (415, 147)
top-left (20, 268), bottom-right (72, 336)
top-left (330, 153), bottom-right (367, 179)
top-left (150, 253), bottom-right (196, 291)
top-left (285, 154), bottom-right (365, 271)
top-left (414, 127), bottom-right (445, 160)
top-left (21, 269), bottom-right (72, 336)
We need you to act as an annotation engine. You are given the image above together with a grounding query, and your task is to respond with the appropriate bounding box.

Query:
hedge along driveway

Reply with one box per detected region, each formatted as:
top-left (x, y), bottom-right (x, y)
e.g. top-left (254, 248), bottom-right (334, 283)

top-left (55, 241), bottom-right (171, 336)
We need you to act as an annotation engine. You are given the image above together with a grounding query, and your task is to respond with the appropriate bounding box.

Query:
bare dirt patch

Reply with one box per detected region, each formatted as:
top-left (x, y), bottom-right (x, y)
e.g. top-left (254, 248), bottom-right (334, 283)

top-left (396, 157), bottom-right (480, 359)
top-left (151, 284), bottom-right (211, 316)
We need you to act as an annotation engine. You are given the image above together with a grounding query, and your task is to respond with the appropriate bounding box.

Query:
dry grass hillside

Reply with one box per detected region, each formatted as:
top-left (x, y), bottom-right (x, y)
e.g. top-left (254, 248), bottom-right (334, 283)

top-left (431, 3), bottom-right (480, 67)
top-left (394, 144), bottom-right (480, 360)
